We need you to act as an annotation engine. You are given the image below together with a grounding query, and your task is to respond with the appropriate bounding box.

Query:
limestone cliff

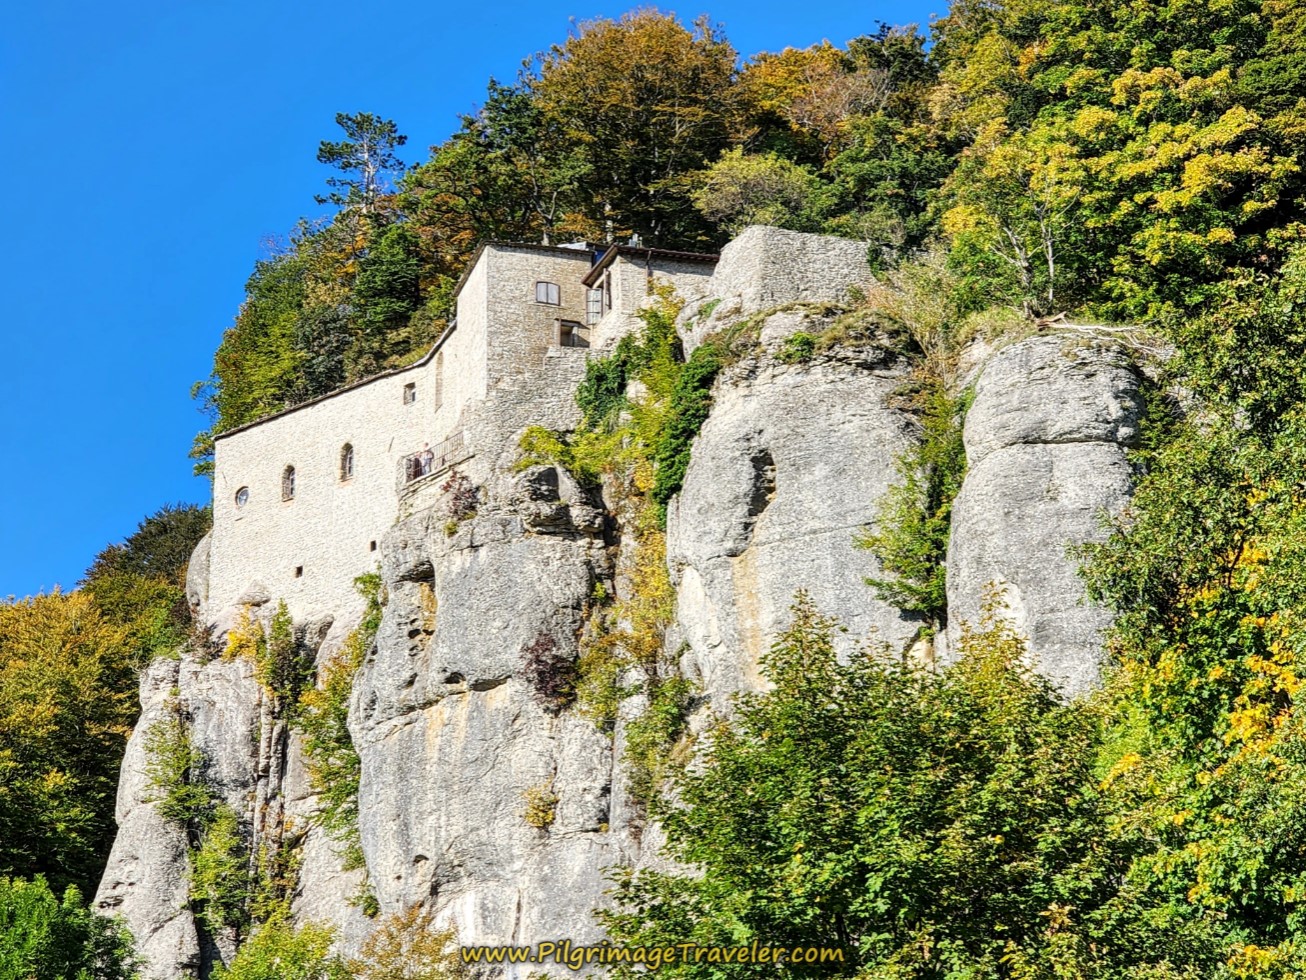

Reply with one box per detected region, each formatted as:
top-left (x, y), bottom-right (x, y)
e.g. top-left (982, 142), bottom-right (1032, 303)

top-left (96, 229), bottom-right (1144, 978)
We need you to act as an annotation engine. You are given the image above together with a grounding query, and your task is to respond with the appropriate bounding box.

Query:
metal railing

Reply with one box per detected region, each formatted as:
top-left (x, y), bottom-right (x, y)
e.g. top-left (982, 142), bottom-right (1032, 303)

top-left (400, 430), bottom-right (468, 486)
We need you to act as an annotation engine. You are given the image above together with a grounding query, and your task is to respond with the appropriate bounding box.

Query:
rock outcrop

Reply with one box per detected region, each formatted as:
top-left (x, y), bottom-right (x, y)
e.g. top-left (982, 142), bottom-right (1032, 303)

top-left (681, 225), bottom-right (874, 352)
top-left (352, 463), bottom-right (619, 949)
top-left (95, 623), bottom-right (374, 978)
top-left (95, 660), bottom-right (200, 980)
top-left (945, 334), bottom-right (1143, 693)
top-left (667, 340), bottom-right (919, 700)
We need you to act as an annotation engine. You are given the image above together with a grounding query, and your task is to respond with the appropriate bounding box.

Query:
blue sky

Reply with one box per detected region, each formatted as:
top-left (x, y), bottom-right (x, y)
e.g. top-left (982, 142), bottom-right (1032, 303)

top-left (0, 0), bottom-right (942, 598)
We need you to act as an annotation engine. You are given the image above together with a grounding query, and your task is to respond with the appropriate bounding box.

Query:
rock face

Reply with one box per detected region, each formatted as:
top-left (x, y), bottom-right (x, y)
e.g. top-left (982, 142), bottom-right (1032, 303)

top-left (681, 225), bottom-right (874, 351)
top-left (667, 339), bottom-right (920, 701)
top-left (94, 621), bottom-right (374, 977)
top-left (95, 660), bottom-right (200, 980)
top-left (185, 532), bottom-right (210, 622)
top-left (945, 334), bottom-right (1143, 694)
top-left (352, 464), bottom-right (621, 956)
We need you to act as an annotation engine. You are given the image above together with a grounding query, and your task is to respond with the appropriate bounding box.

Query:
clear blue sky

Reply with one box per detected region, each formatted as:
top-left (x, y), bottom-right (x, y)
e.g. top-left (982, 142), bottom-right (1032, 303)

top-left (0, 0), bottom-right (941, 599)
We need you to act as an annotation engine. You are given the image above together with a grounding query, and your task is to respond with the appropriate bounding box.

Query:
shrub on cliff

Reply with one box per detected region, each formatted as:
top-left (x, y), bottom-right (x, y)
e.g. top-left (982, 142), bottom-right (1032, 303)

top-left (212, 916), bottom-right (349, 980)
top-left (351, 904), bottom-right (467, 979)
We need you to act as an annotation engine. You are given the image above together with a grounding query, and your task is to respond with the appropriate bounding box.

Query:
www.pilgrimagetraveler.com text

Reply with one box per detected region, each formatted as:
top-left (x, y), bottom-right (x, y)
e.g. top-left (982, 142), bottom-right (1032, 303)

top-left (460, 940), bottom-right (845, 970)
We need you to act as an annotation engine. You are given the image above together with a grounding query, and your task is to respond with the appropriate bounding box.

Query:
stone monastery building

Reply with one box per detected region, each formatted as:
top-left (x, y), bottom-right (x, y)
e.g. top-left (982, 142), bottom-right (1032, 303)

top-left (208, 241), bottom-right (718, 621)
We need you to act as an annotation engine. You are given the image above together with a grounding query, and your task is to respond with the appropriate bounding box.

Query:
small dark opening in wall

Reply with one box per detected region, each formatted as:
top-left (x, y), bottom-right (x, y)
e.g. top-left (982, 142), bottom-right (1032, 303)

top-left (294, 566), bottom-right (304, 578)
top-left (369, 540), bottom-right (377, 552)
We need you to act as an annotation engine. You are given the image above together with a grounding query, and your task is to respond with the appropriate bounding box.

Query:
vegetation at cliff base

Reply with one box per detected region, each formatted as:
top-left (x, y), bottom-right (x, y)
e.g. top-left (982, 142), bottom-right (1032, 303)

top-left (212, 906), bottom-right (467, 980)
top-left (0, 876), bottom-right (139, 980)
top-left (604, 593), bottom-right (1111, 977)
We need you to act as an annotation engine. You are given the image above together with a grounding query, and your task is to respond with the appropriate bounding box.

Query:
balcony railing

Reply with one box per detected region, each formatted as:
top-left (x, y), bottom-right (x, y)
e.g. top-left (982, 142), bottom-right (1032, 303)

top-left (400, 430), bottom-right (468, 487)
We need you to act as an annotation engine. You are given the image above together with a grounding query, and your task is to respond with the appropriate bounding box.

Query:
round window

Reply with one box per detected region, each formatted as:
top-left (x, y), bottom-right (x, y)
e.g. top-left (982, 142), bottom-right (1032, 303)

top-left (235, 487), bottom-right (250, 508)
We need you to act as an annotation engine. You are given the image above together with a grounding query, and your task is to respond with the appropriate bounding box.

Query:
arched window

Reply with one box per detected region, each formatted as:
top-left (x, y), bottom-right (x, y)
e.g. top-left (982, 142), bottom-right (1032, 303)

top-left (434, 353), bottom-right (444, 409)
top-left (340, 443), bottom-right (354, 481)
top-left (282, 465), bottom-right (296, 501)
top-left (535, 281), bottom-right (561, 305)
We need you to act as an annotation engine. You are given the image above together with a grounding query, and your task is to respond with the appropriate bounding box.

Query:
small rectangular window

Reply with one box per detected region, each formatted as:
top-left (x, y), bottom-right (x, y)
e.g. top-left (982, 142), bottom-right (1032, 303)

top-left (535, 281), bottom-right (561, 305)
top-left (587, 288), bottom-right (603, 324)
top-left (403, 382), bottom-right (417, 405)
top-left (294, 566), bottom-right (304, 578)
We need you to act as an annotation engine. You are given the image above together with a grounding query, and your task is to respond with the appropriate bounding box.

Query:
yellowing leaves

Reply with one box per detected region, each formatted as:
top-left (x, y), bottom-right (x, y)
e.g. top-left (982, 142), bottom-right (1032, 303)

top-left (1100, 751), bottom-right (1143, 789)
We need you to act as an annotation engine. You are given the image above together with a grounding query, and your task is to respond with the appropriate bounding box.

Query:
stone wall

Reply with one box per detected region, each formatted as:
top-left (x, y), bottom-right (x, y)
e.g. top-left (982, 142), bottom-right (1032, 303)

top-left (208, 244), bottom-right (593, 624)
top-left (210, 355), bottom-right (447, 623)
top-left (484, 246), bottom-right (593, 381)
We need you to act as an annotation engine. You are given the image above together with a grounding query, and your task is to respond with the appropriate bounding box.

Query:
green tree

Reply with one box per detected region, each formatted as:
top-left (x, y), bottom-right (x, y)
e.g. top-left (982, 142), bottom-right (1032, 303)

top-left (290, 302), bottom-right (351, 401)
top-left (824, 112), bottom-right (955, 258)
top-left (857, 387), bottom-right (970, 630)
top-left (212, 917), bottom-right (349, 980)
top-left (533, 10), bottom-right (739, 246)
top-left (141, 702), bottom-right (210, 827)
top-left (1072, 250), bottom-right (1306, 974)
top-left (936, 0), bottom-right (1306, 322)
top-left (601, 593), bottom-right (1110, 977)
top-left (691, 149), bottom-right (830, 236)
top-left (191, 248), bottom-right (309, 471)
top-left (315, 113), bottom-right (408, 213)
top-left (0, 876), bottom-right (138, 980)
top-left (350, 224), bottom-right (424, 378)
top-left (82, 504), bottom-right (211, 587)
top-left (408, 78), bottom-right (592, 247)
top-left (0, 592), bottom-right (137, 893)
top-left (190, 804), bottom-right (251, 937)
top-left (81, 502), bottom-right (211, 665)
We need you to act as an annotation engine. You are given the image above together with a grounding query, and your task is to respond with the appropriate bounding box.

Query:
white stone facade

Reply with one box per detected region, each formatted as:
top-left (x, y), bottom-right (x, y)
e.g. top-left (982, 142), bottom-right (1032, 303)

top-left (210, 349), bottom-right (450, 622)
top-left (208, 242), bottom-right (711, 622)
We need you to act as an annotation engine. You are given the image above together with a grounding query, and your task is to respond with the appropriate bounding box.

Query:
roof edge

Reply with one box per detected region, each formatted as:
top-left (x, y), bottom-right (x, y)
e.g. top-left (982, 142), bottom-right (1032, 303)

top-left (581, 245), bottom-right (719, 287)
top-left (214, 319), bottom-right (457, 444)
top-left (451, 240), bottom-right (598, 300)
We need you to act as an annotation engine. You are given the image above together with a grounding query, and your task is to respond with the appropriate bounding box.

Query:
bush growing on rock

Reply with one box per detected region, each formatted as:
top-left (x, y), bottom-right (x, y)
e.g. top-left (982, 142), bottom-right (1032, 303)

top-left (351, 904), bottom-right (467, 980)
top-left (141, 701), bottom-right (211, 826)
top-left (520, 632), bottom-right (578, 713)
top-left (521, 785), bottom-right (559, 830)
top-left (211, 916), bottom-right (349, 980)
